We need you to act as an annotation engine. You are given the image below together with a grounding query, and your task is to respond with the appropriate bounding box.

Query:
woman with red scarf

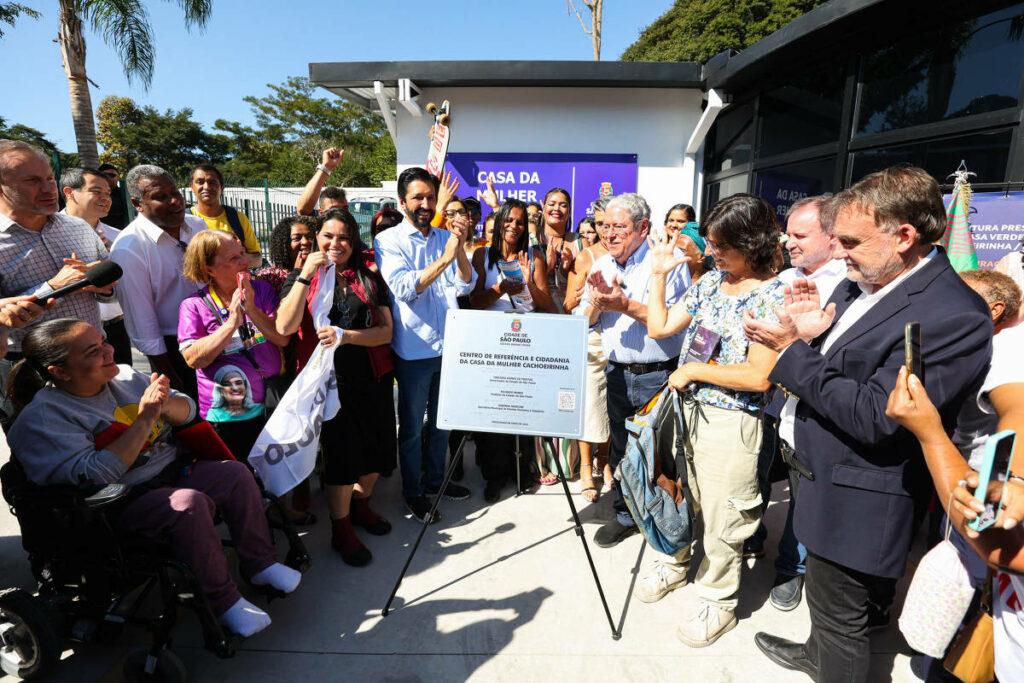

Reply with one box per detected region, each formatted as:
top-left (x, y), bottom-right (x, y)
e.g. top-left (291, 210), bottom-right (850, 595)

top-left (276, 208), bottom-right (396, 566)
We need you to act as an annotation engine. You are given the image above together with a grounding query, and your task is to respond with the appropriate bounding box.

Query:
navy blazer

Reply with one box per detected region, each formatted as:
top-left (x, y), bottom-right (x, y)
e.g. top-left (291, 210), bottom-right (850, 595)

top-left (770, 250), bottom-right (992, 579)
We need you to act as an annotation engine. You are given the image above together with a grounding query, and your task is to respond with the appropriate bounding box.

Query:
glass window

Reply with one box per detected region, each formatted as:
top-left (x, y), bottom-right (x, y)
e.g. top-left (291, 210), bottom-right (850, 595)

top-left (857, 3), bottom-right (1024, 135)
top-left (708, 102), bottom-right (755, 173)
top-left (754, 157), bottom-right (837, 220)
top-left (758, 70), bottom-right (845, 158)
top-left (704, 174), bottom-right (750, 213)
top-left (849, 129), bottom-right (1013, 185)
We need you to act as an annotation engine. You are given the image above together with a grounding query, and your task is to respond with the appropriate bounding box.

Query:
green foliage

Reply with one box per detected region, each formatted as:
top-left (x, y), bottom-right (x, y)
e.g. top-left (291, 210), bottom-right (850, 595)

top-left (91, 77), bottom-right (396, 188)
top-left (622, 0), bottom-right (829, 62)
top-left (215, 76), bottom-right (396, 187)
top-left (0, 2), bottom-right (39, 38)
top-left (0, 116), bottom-right (78, 168)
top-left (78, 0), bottom-right (212, 89)
top-left (95, 95), bottom-right (228, 181)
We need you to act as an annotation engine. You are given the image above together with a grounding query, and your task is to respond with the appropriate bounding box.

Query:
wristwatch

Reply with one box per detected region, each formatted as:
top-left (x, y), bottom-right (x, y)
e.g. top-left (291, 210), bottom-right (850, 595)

top-left (316, 163), bottom-right (331, 175)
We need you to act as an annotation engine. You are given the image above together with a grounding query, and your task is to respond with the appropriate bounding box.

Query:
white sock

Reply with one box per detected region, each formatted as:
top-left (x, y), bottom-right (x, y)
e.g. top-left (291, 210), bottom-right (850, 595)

top-left (250, 562), bottom-right (301, 594)
top-left (218, 597), bottom-right (271, 637)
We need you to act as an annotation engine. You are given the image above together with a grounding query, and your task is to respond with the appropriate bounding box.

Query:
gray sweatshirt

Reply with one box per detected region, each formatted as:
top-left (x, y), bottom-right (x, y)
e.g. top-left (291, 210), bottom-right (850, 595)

top-left (9, 366), bottom-right (195, 487)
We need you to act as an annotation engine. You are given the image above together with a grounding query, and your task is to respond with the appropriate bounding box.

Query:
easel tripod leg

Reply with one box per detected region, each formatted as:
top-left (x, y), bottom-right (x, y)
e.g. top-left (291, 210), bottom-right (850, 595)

top-left (544, 438), bottom-right (621, 639)
top-left (382, 434), bottom-right (468, 617)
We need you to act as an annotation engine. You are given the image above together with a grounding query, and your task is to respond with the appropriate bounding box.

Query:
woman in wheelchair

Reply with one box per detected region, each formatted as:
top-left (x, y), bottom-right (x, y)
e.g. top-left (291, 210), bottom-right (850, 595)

top-left (6, 318), bottom-right (301, 638)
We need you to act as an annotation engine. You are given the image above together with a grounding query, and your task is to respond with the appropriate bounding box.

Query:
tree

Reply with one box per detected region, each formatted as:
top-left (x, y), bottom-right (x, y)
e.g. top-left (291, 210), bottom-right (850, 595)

top-left (215, 77), bottom-right (396, 187)
top-left (0, 116), bottom-right (78, 168)
top-left (56, 0), bottom-right (213, 168)
top-left (621, 0), bottom-right (828, 62)
top-left (567, 0), bottom-right (603, 61)
top-left (95, 95), bottom-right (228, 181)
top-left (0, 2), bottom-right (39, 37)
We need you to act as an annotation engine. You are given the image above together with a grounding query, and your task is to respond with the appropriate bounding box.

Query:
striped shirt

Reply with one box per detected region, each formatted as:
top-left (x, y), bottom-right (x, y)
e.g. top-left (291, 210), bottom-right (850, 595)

top-left (578, 239), bottom-right (690, 364)
top-left (0, 211), bottom-right (108, 351)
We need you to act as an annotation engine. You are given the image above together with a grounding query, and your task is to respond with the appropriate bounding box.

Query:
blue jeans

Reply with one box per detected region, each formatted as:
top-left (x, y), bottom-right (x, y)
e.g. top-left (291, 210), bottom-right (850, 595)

top-left (394, 355), bottom-right (449, 500)
top-left (605, 363), bottom-right (671, 527)
top-left (774, 465), bottom-right (807, 577)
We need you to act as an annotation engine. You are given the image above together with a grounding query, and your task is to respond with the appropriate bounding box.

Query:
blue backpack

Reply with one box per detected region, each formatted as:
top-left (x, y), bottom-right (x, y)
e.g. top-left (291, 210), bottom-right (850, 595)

top-left (618, 386), bottom-right (694, 556)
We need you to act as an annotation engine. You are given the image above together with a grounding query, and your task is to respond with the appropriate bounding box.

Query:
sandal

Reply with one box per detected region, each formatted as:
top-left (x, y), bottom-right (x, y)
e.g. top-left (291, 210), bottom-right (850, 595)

top-left (538, 472), bottom-right (560, 486)
top-left (580, 463), bottom-right (598, 503)
top-left (601, 463), bottom-right (614, 492)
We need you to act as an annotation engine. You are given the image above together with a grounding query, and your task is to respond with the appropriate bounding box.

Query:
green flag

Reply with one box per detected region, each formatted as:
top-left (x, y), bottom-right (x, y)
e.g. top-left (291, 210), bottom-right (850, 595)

top-left (940, 185), bottom-right (978, 272)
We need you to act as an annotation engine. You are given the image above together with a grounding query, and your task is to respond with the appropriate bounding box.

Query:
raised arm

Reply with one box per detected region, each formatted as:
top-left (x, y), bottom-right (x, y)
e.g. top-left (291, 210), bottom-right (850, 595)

top-left (297, 148), bottom-right (343, 216)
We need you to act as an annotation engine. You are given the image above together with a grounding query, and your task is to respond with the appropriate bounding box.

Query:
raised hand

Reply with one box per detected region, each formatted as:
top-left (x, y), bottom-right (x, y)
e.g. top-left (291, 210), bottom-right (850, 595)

top-left (436, 171), bottom-right (460, 212)
top-left (649, 228), bottom-right (686, 275)
top-left (322, 148), bottom-right (344, 171)
top-left (588, 270), bottom-right (628, 313)
top-left (300, 251), bottom-right (329, 281)
top-left (48, 252), bottom-right (89, 289)
top-left (885, 366), bottom-right (943, 439)
top-left (785, 279), bottom-right (836, 342)
top-left (448, 213), bottom-right (471, 244)
top-left (481, 176), bottom-right (499, 210)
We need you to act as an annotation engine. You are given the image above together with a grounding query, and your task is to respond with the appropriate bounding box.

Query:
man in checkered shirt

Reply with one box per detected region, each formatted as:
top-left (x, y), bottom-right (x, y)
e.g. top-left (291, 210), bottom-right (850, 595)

top-left (0, 140), bottom-right (113, 423)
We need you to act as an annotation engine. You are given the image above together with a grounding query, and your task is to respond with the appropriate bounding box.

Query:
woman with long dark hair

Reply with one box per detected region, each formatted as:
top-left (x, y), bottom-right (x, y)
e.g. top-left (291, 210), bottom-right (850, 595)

top-left (276, 208), bottom-right (396, 566)
top-left (468, 199), bottom-right (555, 499)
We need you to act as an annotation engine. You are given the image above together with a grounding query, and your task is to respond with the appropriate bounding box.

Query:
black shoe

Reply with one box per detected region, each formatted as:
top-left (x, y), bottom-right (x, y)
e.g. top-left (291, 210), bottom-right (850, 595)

top-left (425, 482), bottom-right (471, 501)
top-left (594, 520), bottom-right (638, 548)
top-left (866, 603), bottom-right (891, 634)
top-left (452, 458), bottom-right (465, 482)
top-left (484, 479), bottom-right (503, 503)
top-left (769, 574), bottom-right (804, 612)
top-left (754, 632), bottom-right (817, 680)
top-left (405, 496), bottom-right (441, 524)
top-left (742, 537), bottom-right (765, 559)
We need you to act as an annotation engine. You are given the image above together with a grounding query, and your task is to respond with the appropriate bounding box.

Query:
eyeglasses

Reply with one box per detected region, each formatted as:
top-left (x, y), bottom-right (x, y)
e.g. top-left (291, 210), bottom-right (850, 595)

top-left (604, 224), bottom-right (634, 233)
top-left (445, 209), bottom-right (468, 218)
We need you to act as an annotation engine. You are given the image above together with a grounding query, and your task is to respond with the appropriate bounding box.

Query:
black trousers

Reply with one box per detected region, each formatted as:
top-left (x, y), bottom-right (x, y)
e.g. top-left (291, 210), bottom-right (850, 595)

top-left (104, 317), bottom-right (133, 366)
top-left (804, 552), bottom-right (896, 683)
top-left (161, 335), bottom-right (198, 402)
top-left (475, 431), bottom-right (523, 484)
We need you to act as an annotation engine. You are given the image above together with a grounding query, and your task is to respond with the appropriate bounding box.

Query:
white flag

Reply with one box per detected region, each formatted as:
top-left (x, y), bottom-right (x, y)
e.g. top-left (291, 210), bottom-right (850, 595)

top-left (248, 265), bottom-right (340, 496)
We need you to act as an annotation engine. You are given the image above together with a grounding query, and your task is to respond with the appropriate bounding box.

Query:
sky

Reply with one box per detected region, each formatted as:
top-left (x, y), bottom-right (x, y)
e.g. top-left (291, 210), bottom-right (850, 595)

top-left (0, 0), bottom-right (672, 152)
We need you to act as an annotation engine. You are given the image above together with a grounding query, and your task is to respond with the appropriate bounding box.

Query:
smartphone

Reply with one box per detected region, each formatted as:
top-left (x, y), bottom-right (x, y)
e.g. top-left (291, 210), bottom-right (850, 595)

top-left (904, 322), bottom-right (922, 384)
top-left (968, 429), bottom-right (1017, 532)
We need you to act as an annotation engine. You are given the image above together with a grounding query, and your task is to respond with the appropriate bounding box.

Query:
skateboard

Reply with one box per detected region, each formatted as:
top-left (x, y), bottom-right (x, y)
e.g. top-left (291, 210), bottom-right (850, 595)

top-left (425, 100), bottom-right (451, 179)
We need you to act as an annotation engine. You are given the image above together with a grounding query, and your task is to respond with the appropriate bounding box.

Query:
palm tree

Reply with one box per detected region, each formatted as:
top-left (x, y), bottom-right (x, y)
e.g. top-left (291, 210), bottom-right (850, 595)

top-left (57, 0), bottom-right (212, 168)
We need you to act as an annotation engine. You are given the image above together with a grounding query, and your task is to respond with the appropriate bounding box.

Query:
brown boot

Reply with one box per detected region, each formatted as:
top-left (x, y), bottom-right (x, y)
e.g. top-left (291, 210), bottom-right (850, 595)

top-left (351, 496), bottom-right (392, 536)
top-left (330, 515), bottom-right (371, 566)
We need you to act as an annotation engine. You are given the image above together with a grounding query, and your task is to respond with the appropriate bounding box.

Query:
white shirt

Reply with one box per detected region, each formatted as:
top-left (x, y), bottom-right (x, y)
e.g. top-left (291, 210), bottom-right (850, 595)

top-left (779, 249), bottom-right (937, 448)
top-left (953, 322), bottom-right (1024, 469)
top-left (110, 214), bottom-right (206, 356)
top-left (778, 258), bottom-right (848, 306)
top-left (994, 570), bottom-right (1024, 681)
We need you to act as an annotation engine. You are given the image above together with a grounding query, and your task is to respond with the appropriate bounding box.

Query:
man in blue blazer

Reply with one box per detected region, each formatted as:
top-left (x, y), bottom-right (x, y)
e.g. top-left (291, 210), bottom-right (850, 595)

top-left (743, 166), bottom-right (992, 682)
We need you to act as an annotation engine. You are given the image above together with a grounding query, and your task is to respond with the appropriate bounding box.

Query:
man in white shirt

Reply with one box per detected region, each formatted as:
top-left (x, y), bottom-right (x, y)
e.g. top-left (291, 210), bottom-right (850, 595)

top-left (60, 166), bottom-right (132, 365)
top-left (110, 165), bottom-right (206, 398)
top-left (748, 196), bottom-right (849, 612)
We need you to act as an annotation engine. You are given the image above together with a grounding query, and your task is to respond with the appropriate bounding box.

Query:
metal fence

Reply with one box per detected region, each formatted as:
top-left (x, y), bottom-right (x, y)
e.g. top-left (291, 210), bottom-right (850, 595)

top-left (182, 185), bottom-right (378, 257)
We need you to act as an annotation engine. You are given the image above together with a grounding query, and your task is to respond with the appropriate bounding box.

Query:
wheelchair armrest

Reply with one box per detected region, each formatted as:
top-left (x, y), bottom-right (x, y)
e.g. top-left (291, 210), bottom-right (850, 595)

top-left (83, 483), bottom-right (129, 508)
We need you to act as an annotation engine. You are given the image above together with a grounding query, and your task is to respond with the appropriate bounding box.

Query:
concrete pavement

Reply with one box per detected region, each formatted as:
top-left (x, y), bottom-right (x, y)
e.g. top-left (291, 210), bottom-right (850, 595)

top-left (0, 435), bottom-right (925, 682)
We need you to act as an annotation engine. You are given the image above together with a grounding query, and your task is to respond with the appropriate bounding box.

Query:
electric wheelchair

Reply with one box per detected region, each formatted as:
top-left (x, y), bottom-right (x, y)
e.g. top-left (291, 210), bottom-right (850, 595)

top-left (0, 451), bottom-right (312, 682)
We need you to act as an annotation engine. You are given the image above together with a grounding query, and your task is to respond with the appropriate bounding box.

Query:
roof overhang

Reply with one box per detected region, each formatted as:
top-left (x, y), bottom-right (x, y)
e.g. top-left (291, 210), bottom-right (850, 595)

top-left (309, 60), bottom-right (704, 113)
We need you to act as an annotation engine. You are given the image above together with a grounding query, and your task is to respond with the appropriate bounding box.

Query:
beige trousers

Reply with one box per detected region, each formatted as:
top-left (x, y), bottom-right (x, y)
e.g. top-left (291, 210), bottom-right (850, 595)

top-left (674, 400), bottom-right (763, 611)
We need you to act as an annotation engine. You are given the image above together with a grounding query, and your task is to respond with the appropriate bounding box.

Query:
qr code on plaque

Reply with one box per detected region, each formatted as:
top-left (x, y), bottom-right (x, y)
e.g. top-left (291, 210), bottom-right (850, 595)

top-left (558, 390), bottom-right (576, 411)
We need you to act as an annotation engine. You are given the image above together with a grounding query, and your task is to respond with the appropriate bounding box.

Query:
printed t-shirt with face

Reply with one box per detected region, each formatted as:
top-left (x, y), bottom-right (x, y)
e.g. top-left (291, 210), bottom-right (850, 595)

top-left (177, 279), bottom-right (282, 421)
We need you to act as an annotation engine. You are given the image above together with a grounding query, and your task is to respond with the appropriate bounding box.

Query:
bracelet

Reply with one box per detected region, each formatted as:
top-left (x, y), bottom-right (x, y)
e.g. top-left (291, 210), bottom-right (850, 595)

top-left (1010, 474), bottom-right (1024, 485)
top-left (295, 276), bottom-right (311, 286)
top-left (316, 164), bottom-right (331, 175)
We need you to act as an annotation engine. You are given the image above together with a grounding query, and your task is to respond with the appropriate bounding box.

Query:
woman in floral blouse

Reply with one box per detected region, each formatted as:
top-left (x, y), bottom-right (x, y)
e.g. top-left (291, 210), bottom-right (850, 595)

top-left (645, 193), bottom-right (785, 648)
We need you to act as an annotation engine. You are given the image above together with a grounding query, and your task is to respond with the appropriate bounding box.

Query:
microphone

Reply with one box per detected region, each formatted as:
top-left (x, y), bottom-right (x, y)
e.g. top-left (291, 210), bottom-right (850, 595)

top-left (44, 261), bottom-right (123, 302)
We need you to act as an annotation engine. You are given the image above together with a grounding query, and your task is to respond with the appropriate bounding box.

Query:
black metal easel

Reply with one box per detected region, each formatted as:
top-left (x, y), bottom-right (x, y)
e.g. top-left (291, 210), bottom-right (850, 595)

top-left (381, 434), bottom-right (621, 639)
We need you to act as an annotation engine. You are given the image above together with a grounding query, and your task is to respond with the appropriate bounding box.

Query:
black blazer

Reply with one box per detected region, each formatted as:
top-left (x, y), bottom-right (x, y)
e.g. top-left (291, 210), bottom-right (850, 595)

top-left (770, 250), bottom-right (992, 579)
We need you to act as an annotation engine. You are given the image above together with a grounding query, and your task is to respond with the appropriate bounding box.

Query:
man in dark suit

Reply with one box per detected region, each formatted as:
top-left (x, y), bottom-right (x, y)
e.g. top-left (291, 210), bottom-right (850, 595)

top-left (742, 165), bottom-right (992, 682)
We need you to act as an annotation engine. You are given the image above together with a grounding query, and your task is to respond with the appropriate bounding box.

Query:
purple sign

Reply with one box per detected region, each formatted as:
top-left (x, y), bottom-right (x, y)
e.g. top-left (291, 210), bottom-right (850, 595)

top-left (941, 192), bottom-right (1024, 269)
top-left (444, 153), bottom-right (638, 234)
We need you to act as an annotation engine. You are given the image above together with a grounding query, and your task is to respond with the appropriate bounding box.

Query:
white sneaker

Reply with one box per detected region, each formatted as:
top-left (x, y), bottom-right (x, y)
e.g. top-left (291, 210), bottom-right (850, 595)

top-left (676, 600), bottom-right (737, 648)
top-left (633, 559), bottom-right (688, 603)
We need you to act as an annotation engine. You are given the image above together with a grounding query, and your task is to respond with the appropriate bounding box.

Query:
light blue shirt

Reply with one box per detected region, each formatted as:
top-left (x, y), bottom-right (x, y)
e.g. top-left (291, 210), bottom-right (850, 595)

top-left (374, 219), bottom-right (477, 360)
top-left (578, 240), bottom-right (691, 363)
